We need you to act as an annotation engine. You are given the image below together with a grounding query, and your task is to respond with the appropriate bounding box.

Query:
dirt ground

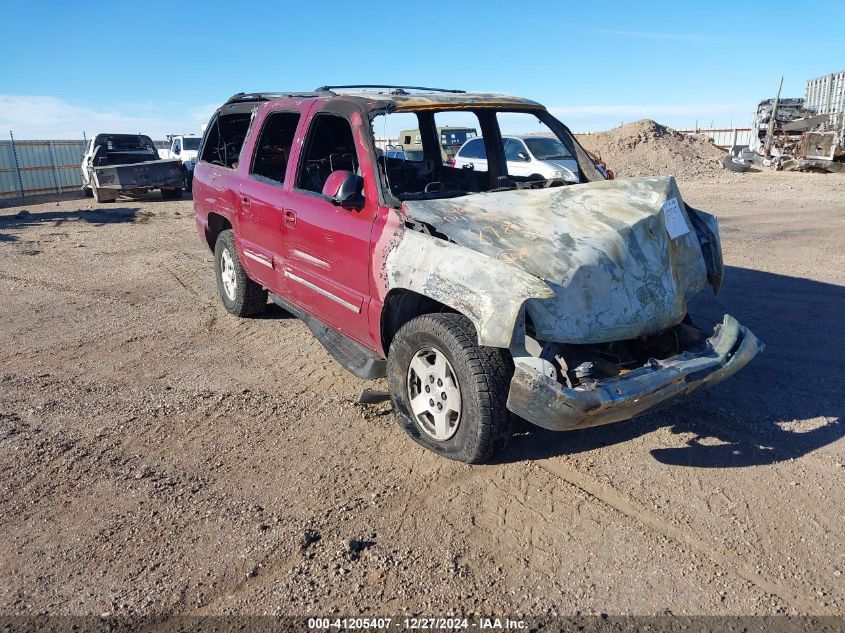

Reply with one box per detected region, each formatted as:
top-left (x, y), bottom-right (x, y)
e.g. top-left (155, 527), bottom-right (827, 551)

top-left (1, 171), bottom-right (844, 619)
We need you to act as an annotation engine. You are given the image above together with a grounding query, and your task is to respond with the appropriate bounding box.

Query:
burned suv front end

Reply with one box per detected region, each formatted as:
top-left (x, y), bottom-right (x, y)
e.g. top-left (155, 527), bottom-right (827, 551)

top-left (397, 175), bottom-right (763, 432)
top-left (507, 313), bottom-right (762, 431)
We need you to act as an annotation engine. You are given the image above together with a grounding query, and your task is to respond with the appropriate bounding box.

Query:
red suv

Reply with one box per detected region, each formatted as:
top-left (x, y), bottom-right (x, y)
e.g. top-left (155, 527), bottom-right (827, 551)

top-left (194, 85), bottom-right (762, 463)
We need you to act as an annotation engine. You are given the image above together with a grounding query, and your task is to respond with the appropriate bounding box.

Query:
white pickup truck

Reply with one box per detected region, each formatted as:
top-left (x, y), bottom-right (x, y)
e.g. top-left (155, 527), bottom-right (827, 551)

top-left (81, 133), bottom-right (184, 203)
top-left (158, 134), bottom-right (202, 190)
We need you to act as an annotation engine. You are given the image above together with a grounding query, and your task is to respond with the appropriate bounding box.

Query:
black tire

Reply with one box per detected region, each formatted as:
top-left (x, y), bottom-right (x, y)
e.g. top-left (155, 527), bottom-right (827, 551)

top-left (722, 155), bottom-right (752, 173)
top-left (161, 187), bottom-right (183, 200)
top-left (387, 313), bottom-right (514, 464)
top-left (82, 187), bottom-right (93, 198)
top-left (213, 230), bottom-right (267, 317)
top-left (183, 168), bottom-right (193, 192)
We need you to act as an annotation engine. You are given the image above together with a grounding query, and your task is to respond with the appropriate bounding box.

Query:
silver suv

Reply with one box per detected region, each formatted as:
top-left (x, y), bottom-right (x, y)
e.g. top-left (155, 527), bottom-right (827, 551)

top-left (453, 135), bottom-right (580, 183)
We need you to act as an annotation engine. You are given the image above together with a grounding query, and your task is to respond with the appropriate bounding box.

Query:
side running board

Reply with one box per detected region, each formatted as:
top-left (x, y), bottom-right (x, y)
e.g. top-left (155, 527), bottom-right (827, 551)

top-left (270, 294), bottom-right (387, 380)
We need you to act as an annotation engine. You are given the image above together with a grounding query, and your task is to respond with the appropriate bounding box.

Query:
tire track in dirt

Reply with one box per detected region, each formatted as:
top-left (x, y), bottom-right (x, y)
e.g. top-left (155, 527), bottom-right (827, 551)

top-left (535, 459), bottom-right (832, 615)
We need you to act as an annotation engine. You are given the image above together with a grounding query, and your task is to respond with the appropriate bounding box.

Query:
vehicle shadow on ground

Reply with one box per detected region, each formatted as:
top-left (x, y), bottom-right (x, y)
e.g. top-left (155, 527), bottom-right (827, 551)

top-left (0, 207), bottom-right (142, 230)
top-left (497, 266), bottom-right (845, 468)
top-left (254, 302), bottom-right (297, 320)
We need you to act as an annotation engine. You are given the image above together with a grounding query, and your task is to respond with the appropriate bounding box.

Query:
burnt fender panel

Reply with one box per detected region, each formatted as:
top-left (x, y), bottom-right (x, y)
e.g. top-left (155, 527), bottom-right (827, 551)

top-left (383, 229), bottom-right (554, 348)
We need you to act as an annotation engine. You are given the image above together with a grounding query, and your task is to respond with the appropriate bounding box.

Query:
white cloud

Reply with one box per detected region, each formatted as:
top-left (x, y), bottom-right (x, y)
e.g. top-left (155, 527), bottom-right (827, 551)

top-left (549, 103), bottom-right (746, 117)
top-left (0, 95), bottom-right (214, 140)
top-left (0, 94), bottom-right (753, 140)
top-left (548, 103), bottom-right (752, 132)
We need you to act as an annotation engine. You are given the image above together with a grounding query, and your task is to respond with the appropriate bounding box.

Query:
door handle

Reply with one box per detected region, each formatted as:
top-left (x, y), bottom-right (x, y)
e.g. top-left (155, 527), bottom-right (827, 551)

top-left (241, 195), bottom-right (251, 210)
top-left (283, 209), bottom-right (296, 228)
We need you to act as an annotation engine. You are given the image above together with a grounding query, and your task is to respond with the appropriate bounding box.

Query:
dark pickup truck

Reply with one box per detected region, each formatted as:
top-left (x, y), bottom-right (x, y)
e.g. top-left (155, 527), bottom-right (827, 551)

top-left (81, 133), bottom-right (184, 202)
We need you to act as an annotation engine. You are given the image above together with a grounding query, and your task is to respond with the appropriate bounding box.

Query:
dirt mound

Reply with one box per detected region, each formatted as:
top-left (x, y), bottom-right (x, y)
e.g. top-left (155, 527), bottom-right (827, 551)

top-left (577, 119), bottom-right (726, 180)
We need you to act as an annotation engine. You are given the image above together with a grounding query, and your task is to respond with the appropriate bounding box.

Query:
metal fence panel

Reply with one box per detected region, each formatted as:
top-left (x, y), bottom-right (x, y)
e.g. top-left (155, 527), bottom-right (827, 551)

top-left (677, 128), bottom-right (753, 149)
top-left (0, 142), bottom-right (22, 198)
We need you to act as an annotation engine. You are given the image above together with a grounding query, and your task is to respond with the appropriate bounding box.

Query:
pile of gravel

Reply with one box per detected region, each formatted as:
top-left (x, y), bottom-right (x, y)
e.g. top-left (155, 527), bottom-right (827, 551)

top-left (577, 119), bottom-right (727, 180)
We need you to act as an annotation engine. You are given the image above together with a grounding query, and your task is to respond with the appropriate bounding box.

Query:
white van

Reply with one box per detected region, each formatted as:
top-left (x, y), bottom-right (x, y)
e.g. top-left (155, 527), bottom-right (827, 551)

top-left (452, 135), bottom-right (580, 183)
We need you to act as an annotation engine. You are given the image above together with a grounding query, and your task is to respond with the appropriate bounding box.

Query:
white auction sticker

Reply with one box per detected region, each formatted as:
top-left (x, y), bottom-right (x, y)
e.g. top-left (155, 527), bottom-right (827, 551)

top-left (662, 196), bottom-right (689, 239)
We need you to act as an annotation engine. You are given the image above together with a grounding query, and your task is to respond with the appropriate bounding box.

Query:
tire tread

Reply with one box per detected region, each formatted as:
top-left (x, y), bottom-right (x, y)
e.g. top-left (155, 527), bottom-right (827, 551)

top-left (214, 230), bottom-right (267, 317)
top-left (388, 313), bottom-right (514, 463)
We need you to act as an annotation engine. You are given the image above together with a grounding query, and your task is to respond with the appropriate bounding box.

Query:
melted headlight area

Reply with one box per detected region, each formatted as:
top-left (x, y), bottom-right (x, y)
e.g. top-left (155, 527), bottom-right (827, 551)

top-left (511, 310), bottom-right (710, 390)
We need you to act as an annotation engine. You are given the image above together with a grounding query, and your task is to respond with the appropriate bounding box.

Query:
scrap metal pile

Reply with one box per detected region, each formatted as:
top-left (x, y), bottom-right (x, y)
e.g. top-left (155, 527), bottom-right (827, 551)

top-left (724, 94), bottom-right (845, 174)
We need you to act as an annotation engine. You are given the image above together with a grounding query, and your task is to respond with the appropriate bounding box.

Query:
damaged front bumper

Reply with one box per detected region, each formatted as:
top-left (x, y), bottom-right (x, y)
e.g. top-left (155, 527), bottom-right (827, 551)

top-left (506, 314), bottom-right (763, 431)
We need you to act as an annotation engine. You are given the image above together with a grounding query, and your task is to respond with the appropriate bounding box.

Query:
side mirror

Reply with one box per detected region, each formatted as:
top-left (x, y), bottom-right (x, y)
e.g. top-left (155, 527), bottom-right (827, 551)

top-left (517, 152), bottom-right (530, 162)
top-left (173, 147), bottom-right (181, 155)
top-left (322, 170), bottom-right (364, 210)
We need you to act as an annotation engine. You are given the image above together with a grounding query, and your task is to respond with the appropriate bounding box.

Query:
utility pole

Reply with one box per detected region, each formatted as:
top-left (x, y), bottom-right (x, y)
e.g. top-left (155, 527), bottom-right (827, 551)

top-left (9, 131), bottom-right (24, 199)
top-left (764, 76), bottom-right (783, 156)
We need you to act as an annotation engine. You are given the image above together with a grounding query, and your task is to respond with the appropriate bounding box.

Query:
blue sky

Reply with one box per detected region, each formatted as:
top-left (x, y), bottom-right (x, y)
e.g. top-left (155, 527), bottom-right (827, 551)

top-left (1, 0), bottom-right (842, 138)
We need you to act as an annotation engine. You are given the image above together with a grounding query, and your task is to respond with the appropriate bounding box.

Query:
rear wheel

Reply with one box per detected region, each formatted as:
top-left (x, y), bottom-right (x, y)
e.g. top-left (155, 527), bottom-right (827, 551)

top-left (91, 182), bottom-right (117, 203)
top-left (161, 187), bottom-right (183, 200)
top-left (214, 229), bottom-right (267, 317)
top-left (387, 313), bottom-right (514, 464)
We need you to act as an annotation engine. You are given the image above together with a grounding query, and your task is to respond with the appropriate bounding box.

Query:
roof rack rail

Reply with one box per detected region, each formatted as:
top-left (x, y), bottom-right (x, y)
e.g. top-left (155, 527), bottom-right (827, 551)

top-left (224, 91), bottom-right (321, 105)
top-left (315, 84), bottom-right (465, 94)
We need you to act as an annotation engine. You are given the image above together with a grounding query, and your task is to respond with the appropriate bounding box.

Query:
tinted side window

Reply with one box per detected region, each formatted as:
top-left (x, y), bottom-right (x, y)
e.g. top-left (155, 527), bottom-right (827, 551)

top-left (250, 112), bottom-right (300, 184)
top-left (295, 115), bottom-right (358, 194)
top-left (503, 138), bottom-right (527, 161)
top-left (200, 113), bottom-right (252, 168)
top-left (459, 138), bottom-right (486, 160)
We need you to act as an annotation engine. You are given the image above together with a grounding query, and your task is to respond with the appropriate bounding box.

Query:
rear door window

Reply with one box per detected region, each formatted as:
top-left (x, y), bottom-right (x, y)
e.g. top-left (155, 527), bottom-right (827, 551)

top-left (250, 111), bottom-right (301, 185)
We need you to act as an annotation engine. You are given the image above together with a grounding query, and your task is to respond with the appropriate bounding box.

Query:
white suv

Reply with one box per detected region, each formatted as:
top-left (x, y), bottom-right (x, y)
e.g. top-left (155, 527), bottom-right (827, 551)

top-left (453, 135), bottom-right (580, 183)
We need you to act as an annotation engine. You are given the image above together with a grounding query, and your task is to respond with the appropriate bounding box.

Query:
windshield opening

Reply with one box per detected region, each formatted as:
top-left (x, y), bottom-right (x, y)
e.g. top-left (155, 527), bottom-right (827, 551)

top-left (372, 107), bottom-right (604, 203)
top-left (182, 137), bottom-right (201, 151)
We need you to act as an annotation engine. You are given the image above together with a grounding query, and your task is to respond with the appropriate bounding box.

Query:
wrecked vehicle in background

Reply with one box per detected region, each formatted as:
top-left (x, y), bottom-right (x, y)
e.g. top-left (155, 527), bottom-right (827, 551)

top-left (158, 134), bottom-right (202, 190)
top-left (193, 85), bottom-right (763, 464)
top-left (728, 94), bottom-right (845, 173)
top-left (81, 133), bottom-right (184, 203)
top-left (397, 125), bottom-right (478, 161)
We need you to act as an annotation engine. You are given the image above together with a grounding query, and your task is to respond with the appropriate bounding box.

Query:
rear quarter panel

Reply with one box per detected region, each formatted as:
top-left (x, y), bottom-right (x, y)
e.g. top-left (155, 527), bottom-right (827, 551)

top-left (193, 162), bottom-right (244, 246)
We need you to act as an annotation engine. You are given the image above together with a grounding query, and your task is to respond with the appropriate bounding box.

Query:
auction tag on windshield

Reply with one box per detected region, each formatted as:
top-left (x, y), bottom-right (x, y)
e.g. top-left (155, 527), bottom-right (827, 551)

top-left (662, 197), bottom-right (689, 239)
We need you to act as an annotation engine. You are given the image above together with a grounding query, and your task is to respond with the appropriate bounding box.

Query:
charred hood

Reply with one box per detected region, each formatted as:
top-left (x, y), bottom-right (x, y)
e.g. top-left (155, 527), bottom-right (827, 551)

top-left (401, 177), bottom-right (711, 344)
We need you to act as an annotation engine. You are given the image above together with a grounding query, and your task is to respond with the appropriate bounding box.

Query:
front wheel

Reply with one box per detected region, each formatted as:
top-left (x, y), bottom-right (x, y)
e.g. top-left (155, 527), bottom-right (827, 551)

top-left (214, 230), bottom-right (267, 317)
top-left (387, 313), bottom-right (515, 464)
